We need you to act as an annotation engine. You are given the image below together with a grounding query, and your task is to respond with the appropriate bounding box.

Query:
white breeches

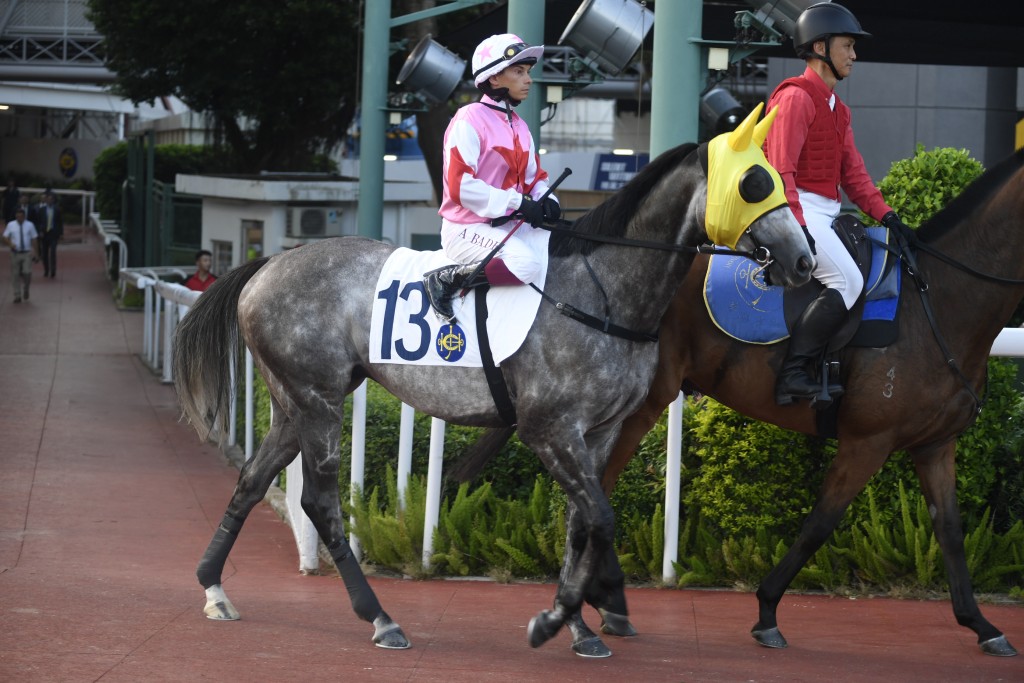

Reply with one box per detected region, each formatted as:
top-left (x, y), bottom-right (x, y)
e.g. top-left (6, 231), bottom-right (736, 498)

top-left (440, 219), bottom-right (544, 284)
top-left (799, 191), bottom-right (864, 310)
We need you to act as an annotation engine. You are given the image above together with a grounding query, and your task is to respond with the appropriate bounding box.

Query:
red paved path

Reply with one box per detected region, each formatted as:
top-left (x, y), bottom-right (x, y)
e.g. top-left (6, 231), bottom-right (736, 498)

top-left (1, 238), bottom-right (1021, 682)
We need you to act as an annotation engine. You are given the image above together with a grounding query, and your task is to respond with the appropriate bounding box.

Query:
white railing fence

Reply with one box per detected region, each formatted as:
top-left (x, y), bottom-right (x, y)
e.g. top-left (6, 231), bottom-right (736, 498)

top-left (119, 265), bottom-right (1024, 581)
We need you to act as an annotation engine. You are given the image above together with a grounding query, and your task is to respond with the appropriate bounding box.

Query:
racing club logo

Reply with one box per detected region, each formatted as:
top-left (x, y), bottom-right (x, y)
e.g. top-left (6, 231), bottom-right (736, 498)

top-left (435, 322), bottom-right (467, 362)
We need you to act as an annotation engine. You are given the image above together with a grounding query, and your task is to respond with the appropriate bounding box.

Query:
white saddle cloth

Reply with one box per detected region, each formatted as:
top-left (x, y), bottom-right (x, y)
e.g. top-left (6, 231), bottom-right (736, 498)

top-left (369, 230), bottom-right (549, 367)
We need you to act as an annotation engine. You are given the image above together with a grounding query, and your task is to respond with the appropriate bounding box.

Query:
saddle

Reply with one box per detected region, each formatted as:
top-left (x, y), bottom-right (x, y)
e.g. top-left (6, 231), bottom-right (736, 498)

top-left (705, 215), bottom-right (901, 350)
top-left (783, 215), bottom-right (900, 351)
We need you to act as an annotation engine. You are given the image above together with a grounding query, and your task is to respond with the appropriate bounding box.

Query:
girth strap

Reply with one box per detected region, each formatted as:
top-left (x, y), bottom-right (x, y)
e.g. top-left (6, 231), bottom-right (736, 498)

top-left (474, 285), bottom-right (518, 426)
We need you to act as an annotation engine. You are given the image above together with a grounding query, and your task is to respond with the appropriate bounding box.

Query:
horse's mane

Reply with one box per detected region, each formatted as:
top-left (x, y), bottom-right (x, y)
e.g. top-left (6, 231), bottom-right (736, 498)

top-left (550, 142), bottom-right (700, 257)
top-left (915, 147), bottom-right (1024, 243)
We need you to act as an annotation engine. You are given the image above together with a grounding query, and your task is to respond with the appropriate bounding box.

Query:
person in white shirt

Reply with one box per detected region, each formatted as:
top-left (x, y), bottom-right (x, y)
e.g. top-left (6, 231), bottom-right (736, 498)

top-left (2, 207), bottom-right (39, 303)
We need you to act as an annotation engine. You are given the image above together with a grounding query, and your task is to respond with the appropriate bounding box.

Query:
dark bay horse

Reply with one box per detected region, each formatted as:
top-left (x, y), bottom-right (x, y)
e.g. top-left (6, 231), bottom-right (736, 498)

top-left (171, 106), bottom-right (814, 654)
top-left (580, 148), bottom-right (1024, 657)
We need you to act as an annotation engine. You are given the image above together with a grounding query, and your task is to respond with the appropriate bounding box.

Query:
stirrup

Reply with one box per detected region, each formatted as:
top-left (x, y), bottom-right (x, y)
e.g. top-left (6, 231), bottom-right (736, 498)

top-left (809, 360), bottom-right (843, 408)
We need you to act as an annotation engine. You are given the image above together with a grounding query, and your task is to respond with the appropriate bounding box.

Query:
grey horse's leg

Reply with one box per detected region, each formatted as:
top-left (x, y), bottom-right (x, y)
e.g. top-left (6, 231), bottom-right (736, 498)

top-left (561, 503), bottom-right (637, 657)
top-left (297, 424), bottom-right (411, 650)
top-left (196, 413), bottom-right (300, 619)
top-left (525, 435), bottom-right (620, 652)
top-left (911, 443), bottom-right (1016, 656)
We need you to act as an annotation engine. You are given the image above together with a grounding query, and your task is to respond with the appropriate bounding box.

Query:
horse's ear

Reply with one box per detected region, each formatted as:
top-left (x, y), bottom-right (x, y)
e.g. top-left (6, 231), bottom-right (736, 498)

top-left (727, 101), bottom-right (764, 152)
top-left (753, 105), bottom-right (779, 147)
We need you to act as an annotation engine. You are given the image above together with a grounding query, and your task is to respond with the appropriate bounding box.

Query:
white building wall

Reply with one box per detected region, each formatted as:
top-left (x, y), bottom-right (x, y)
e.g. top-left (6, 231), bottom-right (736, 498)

top-left (0, 136), bottom-right (106, 181)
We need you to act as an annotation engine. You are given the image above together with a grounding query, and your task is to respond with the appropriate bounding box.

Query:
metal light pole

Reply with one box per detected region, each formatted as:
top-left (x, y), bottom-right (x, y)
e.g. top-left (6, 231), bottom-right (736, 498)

top-left (506, 0), bottom-right (545, 141)
top-left (650, 0), bottom-right (703, 156)
top-left (356, 2), bottom-right (391, 239)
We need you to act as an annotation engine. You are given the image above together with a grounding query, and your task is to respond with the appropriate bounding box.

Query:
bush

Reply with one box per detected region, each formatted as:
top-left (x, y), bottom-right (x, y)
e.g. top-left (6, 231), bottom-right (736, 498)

top-left (683, 397), bottom-right (830, 538)
top-left (93, 142), bottom-right (239, 222)
top-left (869, 143), bottom-right (985, 228)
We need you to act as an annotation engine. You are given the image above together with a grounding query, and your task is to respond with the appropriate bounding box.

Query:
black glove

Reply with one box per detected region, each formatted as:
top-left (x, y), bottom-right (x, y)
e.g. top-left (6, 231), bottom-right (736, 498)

top-left (881, 211), bottom-right (910, 233)
top-left (541, 197), bottom-right (560, 223)
top-left (514, 194), bottom-right (546, 226)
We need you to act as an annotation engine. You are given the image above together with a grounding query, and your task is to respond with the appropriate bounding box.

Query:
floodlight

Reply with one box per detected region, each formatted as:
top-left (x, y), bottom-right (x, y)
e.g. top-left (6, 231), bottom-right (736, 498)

top-left (700, 87), bottom-right (746, 135)
top-left (559, 0), bottom-right (654, 76)
top-left (396, 34), bottom-right (466, 105)
top-left (742, 0), bottom-right (821, 40)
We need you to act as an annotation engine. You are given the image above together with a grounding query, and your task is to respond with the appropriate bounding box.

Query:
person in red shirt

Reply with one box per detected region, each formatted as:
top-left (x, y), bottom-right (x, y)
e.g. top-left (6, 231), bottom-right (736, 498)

top-left (183, 249), bottom-right (217, 292)
top-left (764, 2), bottom-right (909, 407)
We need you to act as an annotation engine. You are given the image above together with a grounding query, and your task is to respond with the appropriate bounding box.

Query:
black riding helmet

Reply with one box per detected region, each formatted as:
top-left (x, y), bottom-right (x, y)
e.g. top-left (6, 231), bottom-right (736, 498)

top-left (793, 2), bottom-right (871, 81)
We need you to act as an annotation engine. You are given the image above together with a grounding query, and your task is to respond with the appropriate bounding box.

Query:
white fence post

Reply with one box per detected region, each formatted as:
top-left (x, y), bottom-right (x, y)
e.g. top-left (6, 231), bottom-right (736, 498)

top-left (141, 280), bottom-right (153, 361)
top-left (422, 417), bottom-right (446, 570)
top-left (662, 392), bottom-right (684, 583)
top-left (161, 299), bottom-right (176, 383)
top-left (397, 403), bottom-right (415, 511)
top-left (245, 349), bottom-right (254, 461)
top-left (285, 452), bottom-right (320, 573)
top-left (349, 381), bottom-right (368, 561)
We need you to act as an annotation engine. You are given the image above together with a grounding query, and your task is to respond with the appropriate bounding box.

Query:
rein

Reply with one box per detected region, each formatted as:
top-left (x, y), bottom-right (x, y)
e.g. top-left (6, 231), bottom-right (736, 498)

top-left (532, 220), bottom-right (772, 344)
top-left (545, 220), bottom-right (771, 262)
top-left (871, 225), bottom-right (1019, 414)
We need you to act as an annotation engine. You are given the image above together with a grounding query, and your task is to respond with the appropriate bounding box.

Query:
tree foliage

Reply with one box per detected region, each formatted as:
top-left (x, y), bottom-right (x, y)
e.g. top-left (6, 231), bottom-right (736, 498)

top-left (88, 0), bottom-right (361, 172)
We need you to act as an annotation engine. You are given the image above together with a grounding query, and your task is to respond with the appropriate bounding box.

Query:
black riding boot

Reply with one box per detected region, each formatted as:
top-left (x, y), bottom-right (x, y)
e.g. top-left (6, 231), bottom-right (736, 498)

top-left (775, 288), bottom-right (848, 407)
top-left (423, 262), bottom-right (486, 323)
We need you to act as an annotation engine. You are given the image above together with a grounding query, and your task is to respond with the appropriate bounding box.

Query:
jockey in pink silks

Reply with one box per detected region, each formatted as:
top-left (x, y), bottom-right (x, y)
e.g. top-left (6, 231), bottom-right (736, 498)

top-left (423, 33), bottom-right (560, 323)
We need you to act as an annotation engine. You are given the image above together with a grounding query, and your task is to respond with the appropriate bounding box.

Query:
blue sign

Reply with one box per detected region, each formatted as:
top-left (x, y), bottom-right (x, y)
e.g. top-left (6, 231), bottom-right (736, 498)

top-left (59, 147), bottom-right (78, 178)
top-left (591, 153), bottom-right (649, 191)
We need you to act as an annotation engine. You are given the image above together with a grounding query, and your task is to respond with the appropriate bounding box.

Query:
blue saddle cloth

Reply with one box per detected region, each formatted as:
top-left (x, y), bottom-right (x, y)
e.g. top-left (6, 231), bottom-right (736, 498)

top-left (705, 227), bottom-right (899, 344)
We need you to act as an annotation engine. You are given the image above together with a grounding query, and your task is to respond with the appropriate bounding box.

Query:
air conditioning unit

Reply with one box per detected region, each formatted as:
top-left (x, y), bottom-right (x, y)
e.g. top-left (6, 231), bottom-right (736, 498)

top-left (287, 206), bottom-right (346, 238)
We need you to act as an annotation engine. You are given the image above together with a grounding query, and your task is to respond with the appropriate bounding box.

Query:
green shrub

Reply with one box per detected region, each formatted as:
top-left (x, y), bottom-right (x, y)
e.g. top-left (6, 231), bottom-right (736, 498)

top-left (93, 142), bottom-right (238, 222)
top-left (684, 397), bottom-right (829, 538)
top-left (868, 143), bottom-right (984, 228)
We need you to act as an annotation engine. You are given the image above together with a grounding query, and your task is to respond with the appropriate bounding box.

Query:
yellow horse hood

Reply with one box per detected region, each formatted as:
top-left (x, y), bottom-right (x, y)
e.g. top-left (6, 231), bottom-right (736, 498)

top-left (705, 102), bottom-right (789, 248)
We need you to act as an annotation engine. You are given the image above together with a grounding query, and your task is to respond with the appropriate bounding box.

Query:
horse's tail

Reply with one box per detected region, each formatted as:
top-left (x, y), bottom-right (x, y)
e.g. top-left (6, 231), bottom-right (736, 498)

top-left (173, 257), bottom-right (271, 446)
top-left (447, 426), bottom-right (516, 483)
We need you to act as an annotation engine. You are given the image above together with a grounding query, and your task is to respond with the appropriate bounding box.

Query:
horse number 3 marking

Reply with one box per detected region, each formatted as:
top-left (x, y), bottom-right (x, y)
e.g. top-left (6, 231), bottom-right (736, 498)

top-left (377, 280), bottom-right (431, 361)
top-left (883, 366), bottom-right (896, 399)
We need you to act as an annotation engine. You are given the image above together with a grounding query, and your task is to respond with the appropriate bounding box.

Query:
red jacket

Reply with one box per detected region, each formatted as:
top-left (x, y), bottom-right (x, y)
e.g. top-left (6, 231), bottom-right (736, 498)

top-left (183, 272), bottom-right (217, 292)
top-left (764, 67), bottom-right (890, 226)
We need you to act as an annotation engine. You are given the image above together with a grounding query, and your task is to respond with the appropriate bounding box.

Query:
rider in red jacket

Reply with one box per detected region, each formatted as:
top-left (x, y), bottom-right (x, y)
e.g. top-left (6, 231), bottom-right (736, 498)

top-left (764, 2), bottom-right (908, 407)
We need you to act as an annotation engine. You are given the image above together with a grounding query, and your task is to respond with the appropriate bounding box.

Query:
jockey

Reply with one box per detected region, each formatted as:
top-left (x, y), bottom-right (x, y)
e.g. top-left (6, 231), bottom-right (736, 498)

top-left (764, 2), bottom-right (909, 406)
top-left (423, 33), bottom-right (560, 323)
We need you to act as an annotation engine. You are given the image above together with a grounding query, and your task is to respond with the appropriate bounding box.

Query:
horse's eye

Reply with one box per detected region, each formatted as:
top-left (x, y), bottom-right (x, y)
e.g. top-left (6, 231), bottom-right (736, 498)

top-left (739, 165), bottom-right (775, 203)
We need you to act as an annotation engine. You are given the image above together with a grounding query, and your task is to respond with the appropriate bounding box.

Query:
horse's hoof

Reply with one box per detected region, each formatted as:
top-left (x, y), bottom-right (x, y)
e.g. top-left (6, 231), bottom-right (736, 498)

top-left (527, 609), bottom-right (564, 649)
top-left (980, 635), bottom-right (1017, 657)
top-left (598, 609), bottom-right (638, 637)
top-left (751, 626), bottom-right (788, 649)
top-left (203, 585), bottom-right (240, 620)
top-left (372, 614), bottom-right (411, 650)
top-left (572, 635), bottom-right (612, 658)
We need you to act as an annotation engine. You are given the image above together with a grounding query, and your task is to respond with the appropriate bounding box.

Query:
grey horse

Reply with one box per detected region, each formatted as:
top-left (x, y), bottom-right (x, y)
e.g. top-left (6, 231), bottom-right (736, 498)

top-left (172, 106), bottom-right (814, 655)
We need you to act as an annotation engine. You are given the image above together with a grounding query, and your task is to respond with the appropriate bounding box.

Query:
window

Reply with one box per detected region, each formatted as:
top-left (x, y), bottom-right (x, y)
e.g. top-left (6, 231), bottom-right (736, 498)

top-left (211, 240), bottom-right (232, 276)
top-left (242, 220), bottom-right (264, 262)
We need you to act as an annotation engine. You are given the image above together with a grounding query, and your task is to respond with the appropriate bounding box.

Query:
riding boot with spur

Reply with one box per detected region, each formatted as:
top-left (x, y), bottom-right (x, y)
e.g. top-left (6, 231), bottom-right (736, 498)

top-left (423, 262), bottom-right (487, 323)
top-left (775, 287), bottom-right (848, 407)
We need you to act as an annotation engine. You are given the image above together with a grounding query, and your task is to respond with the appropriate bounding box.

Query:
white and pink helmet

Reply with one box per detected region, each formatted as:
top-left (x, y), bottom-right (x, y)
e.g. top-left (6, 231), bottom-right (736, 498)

top-left (471, 33), bottom-right (545, 87)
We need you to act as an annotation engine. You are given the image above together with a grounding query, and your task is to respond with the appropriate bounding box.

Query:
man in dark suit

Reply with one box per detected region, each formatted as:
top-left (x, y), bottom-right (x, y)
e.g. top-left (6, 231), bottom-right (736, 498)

top-left (35, 192), bottom-right (63, 278)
